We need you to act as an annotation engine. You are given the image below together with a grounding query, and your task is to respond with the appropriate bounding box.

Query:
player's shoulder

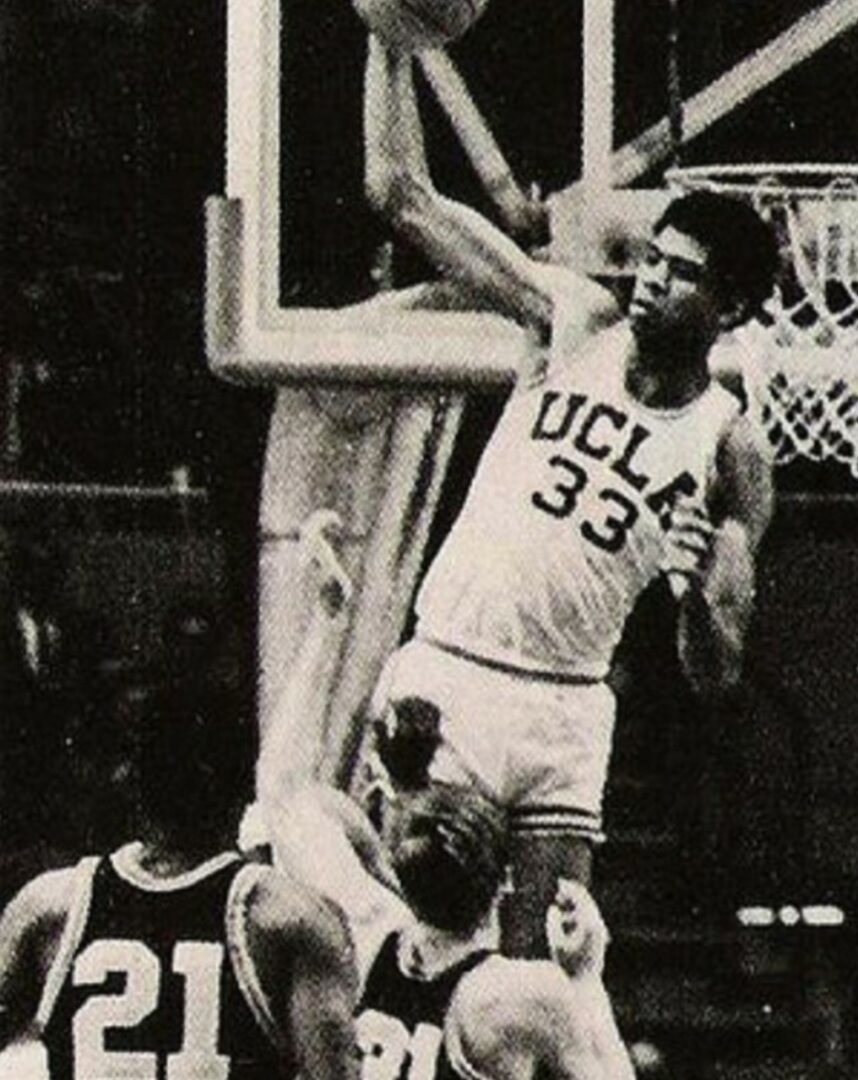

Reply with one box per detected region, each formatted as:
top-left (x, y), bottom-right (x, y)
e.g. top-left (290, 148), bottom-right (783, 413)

top-left (448, 956), bottom-right (587, 1079)
top-left (454, 955), bottom-right (579, 1036)
top-left (0, 862), bottom-right (92, 995)
top-left (0, 866), bottom-right (81, 939)
top-left (533, 262), bottom-right (621, 331)
top-left (237, 860), bottom-right (352, 949)
top-left (235, 861), bottom-right (357, 1017)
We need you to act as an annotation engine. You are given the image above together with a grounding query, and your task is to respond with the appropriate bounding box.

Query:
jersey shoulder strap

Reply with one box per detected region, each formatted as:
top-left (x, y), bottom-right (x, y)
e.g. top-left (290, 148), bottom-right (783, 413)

top-left (35, 856), bottom-right (100, 1034)
top-left (225, 861), bottom-right (280, 1048)
top-left (443, 948), bottom-right (495, 987)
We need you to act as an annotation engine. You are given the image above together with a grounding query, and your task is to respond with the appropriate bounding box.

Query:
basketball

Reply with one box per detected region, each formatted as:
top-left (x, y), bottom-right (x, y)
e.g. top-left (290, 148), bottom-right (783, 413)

top-left (353, 0), bottom-right (490, 50)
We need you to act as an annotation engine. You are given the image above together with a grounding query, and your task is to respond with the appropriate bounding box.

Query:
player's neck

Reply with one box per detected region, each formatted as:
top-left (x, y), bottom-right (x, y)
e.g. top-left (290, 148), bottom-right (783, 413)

top-left (134, 829), bottom-right (235, 878)
top-left (398, 912), bottom-right (498, 980)
top-left (626, 335), bottom-right (711, 409)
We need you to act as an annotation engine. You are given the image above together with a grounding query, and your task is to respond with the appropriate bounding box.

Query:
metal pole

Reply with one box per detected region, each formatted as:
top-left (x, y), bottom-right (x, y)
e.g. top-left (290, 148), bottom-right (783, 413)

top-left (582, 0), bottom-right (615, 191)
top-left (666, 0), bottom-right (684, 168)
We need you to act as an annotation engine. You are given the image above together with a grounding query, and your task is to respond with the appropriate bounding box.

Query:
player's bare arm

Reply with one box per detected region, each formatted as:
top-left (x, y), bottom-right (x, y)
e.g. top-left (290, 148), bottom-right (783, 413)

top-left (243, 866), bottom-right (360, 1080)
top-left (363, 37), bottom-right (615, 338)
top-left (0, 868), bottom-right (76, 1046)
top-left (452, 958), bottom-right (630, 1080)
top-left (308, 785), bottom-right (401, 894)
top-left (668, 410), bottom-right (774, 695)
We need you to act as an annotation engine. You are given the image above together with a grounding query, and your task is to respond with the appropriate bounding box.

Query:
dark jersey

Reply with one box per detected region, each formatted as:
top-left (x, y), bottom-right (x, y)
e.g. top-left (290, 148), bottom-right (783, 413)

top-left (41, 849), bottom-right (288, 1080)
top-left (357, 932), bottom-right (492, 1080)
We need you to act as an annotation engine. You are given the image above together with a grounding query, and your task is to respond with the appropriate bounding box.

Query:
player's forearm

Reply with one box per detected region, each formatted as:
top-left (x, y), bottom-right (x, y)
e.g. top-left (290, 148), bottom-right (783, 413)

top-left (677, 589), bottom-right (743, 696)
top-left (393, 182), bottom-right (552, 324)
top-left (364, 39), bottom-right (427, 212)
top-left (418, 51), bottom-right (547, 243)
top-left (677, 520), bottom-right (755, 696)
top-left (364, 39), bottom-right (553, 329)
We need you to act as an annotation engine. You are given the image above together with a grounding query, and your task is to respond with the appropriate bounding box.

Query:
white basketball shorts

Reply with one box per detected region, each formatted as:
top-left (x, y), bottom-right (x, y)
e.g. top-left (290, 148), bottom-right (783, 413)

top-left (373, 639), bottom-right (616, 841)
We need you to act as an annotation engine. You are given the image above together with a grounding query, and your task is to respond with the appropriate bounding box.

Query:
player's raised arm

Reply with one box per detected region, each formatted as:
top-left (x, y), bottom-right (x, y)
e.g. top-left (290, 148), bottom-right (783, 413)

top-left (363, 37), bottom-right (610, 336)
top-left (670, 410), bottom-right (774, 695)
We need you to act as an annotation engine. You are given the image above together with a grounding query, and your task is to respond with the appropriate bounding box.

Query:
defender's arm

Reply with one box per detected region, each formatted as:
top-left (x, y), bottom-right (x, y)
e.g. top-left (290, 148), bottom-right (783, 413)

top-left (453, 959), bottom-right (634, 1080)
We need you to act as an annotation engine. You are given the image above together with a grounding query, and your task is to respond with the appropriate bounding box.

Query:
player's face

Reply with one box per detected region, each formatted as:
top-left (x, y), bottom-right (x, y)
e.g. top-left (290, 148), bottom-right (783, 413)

top-left (381, 786), bottom-right (431, 853)
top-left (629, 226), bottom-right (722, 345)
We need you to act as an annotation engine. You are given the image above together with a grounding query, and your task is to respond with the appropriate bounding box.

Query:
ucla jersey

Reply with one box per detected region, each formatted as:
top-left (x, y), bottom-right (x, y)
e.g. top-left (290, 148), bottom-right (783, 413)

top-left (357, 933), bottom-right (492, 1080)
top-left (40, 846), bottom-right (287, 1080)
top-left (416, 317), bottom-right (739, 679)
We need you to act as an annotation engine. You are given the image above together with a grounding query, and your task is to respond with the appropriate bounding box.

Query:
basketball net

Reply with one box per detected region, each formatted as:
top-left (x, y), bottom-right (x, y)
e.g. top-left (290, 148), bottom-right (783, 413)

top-left (669, 165), bottom-right (858, 478)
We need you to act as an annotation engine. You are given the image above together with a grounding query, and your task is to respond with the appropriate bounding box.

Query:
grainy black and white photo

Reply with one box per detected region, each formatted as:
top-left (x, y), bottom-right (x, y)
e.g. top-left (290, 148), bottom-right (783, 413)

top-left (0, 2), bottom-right (856, 1077)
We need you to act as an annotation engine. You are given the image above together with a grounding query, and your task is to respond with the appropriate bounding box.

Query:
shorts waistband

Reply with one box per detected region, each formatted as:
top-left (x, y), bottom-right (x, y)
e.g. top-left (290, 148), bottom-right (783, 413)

top-left (418, 636), bottom-right (605, 686)
top-left (510, 805), bottom-right (606, 844)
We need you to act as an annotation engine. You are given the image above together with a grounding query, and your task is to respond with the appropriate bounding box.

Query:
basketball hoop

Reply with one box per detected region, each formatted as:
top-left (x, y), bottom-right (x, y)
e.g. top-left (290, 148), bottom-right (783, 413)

top-left (668, 164), bottom-right (858, 477)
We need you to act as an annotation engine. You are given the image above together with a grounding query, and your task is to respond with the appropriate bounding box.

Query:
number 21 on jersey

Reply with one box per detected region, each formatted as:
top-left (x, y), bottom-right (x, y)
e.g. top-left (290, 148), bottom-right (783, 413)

top-left (72, 938), bottom-right (229, 1079)
top-left (357, 1010), bottom-right (443, 1080)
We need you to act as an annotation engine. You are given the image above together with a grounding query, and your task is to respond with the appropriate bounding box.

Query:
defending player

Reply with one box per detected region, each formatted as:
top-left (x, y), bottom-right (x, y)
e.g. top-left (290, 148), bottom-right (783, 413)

top-left (0, 680), bottom-right (359, 1080)
top-left (356, 781), bottom-right (636, 1080)
top-left (363, 39), bottom-right (779, 949)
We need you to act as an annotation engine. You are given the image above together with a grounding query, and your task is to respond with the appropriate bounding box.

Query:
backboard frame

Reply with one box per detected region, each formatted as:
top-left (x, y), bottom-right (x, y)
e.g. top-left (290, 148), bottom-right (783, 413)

top-left (205, 0), bottom-right (528, 388)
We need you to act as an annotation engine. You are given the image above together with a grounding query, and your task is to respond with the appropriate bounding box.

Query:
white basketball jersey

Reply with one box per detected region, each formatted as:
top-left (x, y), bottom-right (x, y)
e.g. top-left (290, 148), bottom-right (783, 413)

top-left (416, 316), bottom-right (739, 679)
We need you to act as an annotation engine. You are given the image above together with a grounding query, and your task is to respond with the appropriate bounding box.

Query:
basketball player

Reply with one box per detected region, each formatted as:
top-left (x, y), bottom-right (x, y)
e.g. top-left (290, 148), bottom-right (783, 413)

top-left (354, 781), bottom-right (634, 1080)
top-left (0, 680), bottom-right (359, 1080)
top-left (363, 39), bottom-right (779, 948)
